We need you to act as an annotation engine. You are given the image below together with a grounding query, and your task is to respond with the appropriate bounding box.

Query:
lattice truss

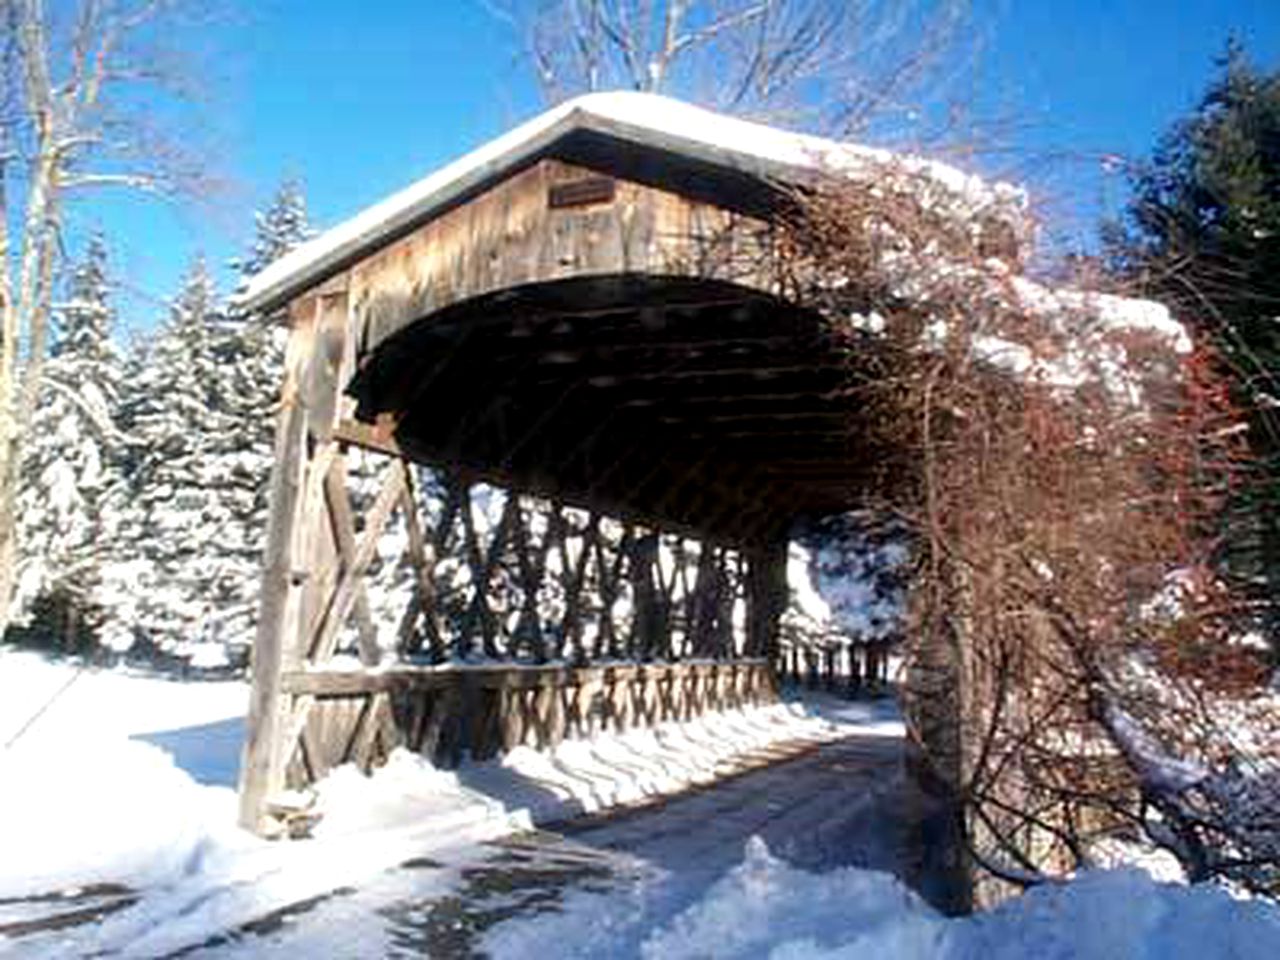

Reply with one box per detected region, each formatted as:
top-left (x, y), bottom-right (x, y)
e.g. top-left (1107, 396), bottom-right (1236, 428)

top-left (263, 446), bottom-right (777, 807)
top-left (329, 450), bottom-right (752, 669)
top-left (239, 289), bottom-right (789, 831)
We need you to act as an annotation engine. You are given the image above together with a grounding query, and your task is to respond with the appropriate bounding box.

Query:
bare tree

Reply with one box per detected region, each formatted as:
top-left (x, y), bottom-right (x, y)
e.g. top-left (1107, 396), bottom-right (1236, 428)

top-left (493, 0), bottom-right (972, 138)
top-left (770, 166), bottom-right (1280, 901)
top-left (0, 0), bottom-right (215, 638)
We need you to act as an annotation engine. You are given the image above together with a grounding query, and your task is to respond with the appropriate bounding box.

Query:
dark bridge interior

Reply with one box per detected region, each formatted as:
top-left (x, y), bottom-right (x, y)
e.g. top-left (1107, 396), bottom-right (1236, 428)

top-left (349, 275), bottom-right (885, 544)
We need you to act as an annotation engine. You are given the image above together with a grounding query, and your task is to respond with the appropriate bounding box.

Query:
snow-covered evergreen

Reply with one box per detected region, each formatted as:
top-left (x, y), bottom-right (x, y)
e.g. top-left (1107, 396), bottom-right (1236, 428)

top-left (13, 234), bottom-right (128, 651)
top-left (229, 179), bottom-right (313, 283)
top-left (107, 258), bottom-right (240, 661)
top-left (95, 181), bottom-right (315, 665)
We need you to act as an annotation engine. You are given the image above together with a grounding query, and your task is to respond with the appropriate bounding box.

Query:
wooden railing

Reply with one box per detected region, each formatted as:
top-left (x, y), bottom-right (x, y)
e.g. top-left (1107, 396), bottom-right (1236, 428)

top-left (774, 639), bottom-right (893, 696)
top-left (278, 658), bottom-right (778, 789)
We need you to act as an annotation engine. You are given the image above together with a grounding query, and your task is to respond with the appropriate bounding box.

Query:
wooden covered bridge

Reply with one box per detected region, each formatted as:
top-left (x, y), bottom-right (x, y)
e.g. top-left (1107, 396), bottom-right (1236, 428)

top-left (235, 93), bottom-right (1008, 835)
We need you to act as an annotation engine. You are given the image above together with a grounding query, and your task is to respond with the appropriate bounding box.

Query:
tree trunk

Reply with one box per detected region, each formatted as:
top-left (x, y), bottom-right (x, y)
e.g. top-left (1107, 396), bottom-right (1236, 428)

top-left (0, 0), bottom-right (60, 640)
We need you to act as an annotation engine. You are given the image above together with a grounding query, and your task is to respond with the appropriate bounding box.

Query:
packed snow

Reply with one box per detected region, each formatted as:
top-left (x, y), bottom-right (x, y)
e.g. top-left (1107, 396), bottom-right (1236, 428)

top-left (0, 647), bottom-right (848, 957)
top-left (2, 647), bottom-right (1278, 956)
top-left (0, 650), bottom-right (250, 901)
top-left (631, 838), bottom-right (1280, 960)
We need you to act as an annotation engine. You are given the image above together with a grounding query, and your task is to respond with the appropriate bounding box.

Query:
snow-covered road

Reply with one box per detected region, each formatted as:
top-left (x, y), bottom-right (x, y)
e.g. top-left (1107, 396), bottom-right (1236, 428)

top-left (5, 651), bottom-right (1278, 959)
top-left (184, 719), bottom-right (934, 958)
top-left (0, 649), bottom-right (917, 958)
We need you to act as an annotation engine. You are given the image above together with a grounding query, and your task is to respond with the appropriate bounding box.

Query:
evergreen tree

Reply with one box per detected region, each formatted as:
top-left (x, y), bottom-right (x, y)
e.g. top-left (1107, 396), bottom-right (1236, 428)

top-left (109, 257), bottom-right (248, 663)
top-left (13, 234), bottom-right (128, 651)
top-left (225, 178), bottom-right (315, 457)
top-left (230, 179), bottom-right (313, 283)
top-left (106, 182), bottom-right (317, 667)
top-left (1109, 43), bottom-right (1280, 657)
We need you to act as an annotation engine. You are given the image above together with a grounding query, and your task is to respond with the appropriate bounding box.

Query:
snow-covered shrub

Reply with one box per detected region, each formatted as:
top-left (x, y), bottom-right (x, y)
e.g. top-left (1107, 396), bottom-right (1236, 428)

top-left (795, 511), bottom-right (911, 643)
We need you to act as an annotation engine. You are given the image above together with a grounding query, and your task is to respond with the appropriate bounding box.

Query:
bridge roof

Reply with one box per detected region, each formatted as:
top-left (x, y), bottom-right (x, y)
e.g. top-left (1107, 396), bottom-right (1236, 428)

top-left (241, 91), bottom-right (1025, 314)
top-left (250, 95), bottom-right (1181, 545)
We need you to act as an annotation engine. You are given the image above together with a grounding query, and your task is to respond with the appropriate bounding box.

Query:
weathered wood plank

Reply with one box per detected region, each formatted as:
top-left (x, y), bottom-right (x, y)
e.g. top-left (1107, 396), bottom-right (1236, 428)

top-left (323, 454), bottom-right (381, 667)
top-left (307, 458), bottom-right (408, 663)
top-left (239, 297), bottom-right (321, 833)
top-left (333, 417), bottom-right (404, 459)
top-left (509, 496), bottom-right (549, 662)
top-left (398, 467), bottom-right (444, 660)
top-left (281, 669), bottom-right (456, 696)
top-left (458, 486), bottom-right (514, 659)
top-left (348, 158), bottom-right (775, 357)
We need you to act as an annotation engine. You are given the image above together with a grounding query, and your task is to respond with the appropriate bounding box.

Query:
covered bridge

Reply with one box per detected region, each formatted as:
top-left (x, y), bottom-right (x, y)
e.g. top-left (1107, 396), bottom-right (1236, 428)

top-left (236, 92), bottom-right (1025, 835)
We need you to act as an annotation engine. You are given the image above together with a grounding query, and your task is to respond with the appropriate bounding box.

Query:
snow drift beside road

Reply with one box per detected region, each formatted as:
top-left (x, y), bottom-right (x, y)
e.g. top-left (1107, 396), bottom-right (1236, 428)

top-left (4, 648), bottom-right (1278, 959)
top-left (0, 649), bottom-right (251, 899)
top-left (487, 836), bottom-right (1280, 960)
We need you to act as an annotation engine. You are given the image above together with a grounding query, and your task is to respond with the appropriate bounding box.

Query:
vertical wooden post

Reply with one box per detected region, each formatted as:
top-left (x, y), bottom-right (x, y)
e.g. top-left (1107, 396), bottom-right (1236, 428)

top-left (238, 301), bottom-right (316, 833)
top-left (689, 545), bottom-right (722, 658)
top-left (745, 536), bottom-right (788, 662)
top-left (239, 282), bottom-right (350, 835)
top-left (629, 531), bottom-right (661, 660)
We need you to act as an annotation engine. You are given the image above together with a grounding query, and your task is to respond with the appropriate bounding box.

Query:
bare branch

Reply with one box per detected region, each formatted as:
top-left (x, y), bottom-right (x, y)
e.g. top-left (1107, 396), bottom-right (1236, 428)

top-left (498, 1), bottom-right (975, 138)
top-left (62, 171), bottom-right (162, 191)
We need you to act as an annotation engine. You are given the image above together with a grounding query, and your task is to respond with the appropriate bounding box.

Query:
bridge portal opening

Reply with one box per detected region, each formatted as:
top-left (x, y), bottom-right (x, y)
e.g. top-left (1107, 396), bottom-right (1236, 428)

top-left (235, 95), bottom-right (905, 836)
top-left (350, 275), bottom-right (873, 543)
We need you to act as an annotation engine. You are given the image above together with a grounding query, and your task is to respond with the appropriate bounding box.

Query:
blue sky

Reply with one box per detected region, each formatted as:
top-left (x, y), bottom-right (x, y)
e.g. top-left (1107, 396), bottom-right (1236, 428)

top-left (78, 0), bottom-right (1280, 334)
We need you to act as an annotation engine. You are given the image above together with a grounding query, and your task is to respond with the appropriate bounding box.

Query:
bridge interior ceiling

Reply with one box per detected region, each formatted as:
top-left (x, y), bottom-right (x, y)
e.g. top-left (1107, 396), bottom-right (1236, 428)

top-left (349, 275), bottom-right (884, 545)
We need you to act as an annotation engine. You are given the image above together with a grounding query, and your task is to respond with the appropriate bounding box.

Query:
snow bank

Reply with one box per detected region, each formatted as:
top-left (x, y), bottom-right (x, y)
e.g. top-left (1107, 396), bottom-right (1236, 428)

top-left (665, 839), bottom-right (1280, 957)
top-left (0, 648), bottom-right (863, 957)
top-left (501, 837), bottom-right (1280, 960)
top-left (0, 736), bottom-right (248, 900)
top-left (642, 837), bottom-right (942, 959)
top-left (952, 868), bottom-right (1280, 960)
top-left (0, 650), bottom-right (251, 898)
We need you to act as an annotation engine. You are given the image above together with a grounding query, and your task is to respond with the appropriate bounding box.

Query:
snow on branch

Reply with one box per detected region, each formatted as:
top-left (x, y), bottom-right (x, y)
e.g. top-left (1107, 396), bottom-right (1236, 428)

top-left (1093, 694), bottom-right (1210, 796)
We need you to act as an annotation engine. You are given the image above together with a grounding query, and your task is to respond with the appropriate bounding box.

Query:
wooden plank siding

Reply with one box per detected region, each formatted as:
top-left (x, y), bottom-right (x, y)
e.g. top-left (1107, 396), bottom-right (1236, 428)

top-left (347, 158), bottom-right (777, 364)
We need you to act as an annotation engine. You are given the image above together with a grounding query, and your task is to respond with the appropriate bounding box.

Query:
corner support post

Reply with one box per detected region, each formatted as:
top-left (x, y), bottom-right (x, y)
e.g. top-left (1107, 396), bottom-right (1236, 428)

top-left (238, 282), bottom-right (351, 834)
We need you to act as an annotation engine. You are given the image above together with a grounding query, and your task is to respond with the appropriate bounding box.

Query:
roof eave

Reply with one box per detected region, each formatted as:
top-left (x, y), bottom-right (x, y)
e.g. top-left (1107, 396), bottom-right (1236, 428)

top-left (238, 104), bottom-right (818, 316)
top-left (239, 106), bottom-right (592, 315)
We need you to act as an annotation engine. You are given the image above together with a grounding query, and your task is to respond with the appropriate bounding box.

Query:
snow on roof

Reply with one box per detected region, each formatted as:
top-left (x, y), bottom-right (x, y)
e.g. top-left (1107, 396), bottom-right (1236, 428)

top-left (240, 92), bottom-right (1185, 389)
top-left (240, 91), bottom-right (1027, 312)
